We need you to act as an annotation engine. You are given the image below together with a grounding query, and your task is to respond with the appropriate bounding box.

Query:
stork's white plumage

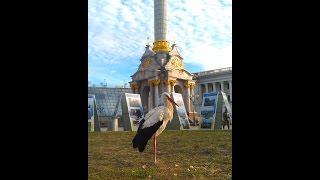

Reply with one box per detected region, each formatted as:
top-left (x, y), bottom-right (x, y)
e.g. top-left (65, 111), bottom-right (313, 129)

top-left (132, 92), bottom-right (178, 163)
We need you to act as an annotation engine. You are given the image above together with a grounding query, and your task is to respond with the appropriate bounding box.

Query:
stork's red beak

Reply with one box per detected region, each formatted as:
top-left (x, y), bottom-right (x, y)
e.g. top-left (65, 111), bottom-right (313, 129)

top-left (166, 95), bottom-right (179, 107)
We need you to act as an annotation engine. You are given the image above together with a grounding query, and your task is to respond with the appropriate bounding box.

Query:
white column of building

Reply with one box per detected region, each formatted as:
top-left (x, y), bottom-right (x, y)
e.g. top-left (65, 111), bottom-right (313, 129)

top-left (220, 81), bottom-right (224, 92)
top-left (154, 80), bottom-right (160, 107)
top-left (190, 85), bottom-right (195, 111)
top-left (164, 80), bottom-right (171, 93)
top-left (148, 80), bottom-right (154, 110)
top-left (212, 82), bottom-right (216, 92)
top-left (205, 83), bottom-right (208, 93)
top-left (186, 84), bottom-right (191, 113)
top-left (171, 84), bottom-right (174, 93)
top-left (147, 91), bottom-right (151, 112)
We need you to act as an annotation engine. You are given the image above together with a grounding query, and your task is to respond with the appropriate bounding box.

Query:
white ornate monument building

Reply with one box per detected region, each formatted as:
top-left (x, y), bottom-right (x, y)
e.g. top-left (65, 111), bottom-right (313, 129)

top-left (130, 0), bottom-right (196, 115)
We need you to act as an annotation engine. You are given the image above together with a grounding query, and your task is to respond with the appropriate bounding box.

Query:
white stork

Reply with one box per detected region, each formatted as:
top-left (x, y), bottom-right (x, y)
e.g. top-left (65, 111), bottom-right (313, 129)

top-left (132, 92), bottom-right (178, 164)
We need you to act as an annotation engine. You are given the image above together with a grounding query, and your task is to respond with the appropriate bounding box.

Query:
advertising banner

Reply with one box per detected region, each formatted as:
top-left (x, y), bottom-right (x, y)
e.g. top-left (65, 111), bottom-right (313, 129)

top-left (123, 93), bottom-right (144, 131)
top-left (200, 92), bottom-right (218, 129)
top-left (172, 92), bottom-right (190, 129)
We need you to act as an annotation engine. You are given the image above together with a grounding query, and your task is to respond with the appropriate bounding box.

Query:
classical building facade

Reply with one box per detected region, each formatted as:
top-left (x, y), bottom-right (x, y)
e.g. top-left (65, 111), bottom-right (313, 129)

top-left (193, 67), bottom-right (232, 112)
top-left (88, 67), bottom-right (232, 130)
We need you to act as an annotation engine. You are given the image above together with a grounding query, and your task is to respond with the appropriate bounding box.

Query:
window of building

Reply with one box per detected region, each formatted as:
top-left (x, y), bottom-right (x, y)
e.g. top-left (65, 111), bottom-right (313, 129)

top-left (227, 95), bottom-right (230, 101)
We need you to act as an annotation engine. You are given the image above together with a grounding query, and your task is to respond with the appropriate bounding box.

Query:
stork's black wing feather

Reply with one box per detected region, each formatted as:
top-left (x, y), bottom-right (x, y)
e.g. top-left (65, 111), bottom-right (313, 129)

top-left (132, 118), bottom-right (163, 152)
top-left (132, 118), bottom-right (145, 148)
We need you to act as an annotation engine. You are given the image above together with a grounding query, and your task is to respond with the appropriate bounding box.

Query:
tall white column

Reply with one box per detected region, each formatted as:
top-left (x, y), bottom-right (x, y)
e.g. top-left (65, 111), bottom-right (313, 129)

top-left (154, 0), bottom-right (167, 40)
top-left (229, 80), bottom-right (232, 102)
top-left (220, 81), bottom-right (224, 92)
top-left (205, 83), bottom-right (208, 93)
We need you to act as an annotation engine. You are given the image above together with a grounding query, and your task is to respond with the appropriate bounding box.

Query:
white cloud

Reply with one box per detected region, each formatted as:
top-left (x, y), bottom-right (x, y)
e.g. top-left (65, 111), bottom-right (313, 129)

top-left (166, 0), bottom-right (232, 70)
top-left (89, 0), bottom-right (232, 85)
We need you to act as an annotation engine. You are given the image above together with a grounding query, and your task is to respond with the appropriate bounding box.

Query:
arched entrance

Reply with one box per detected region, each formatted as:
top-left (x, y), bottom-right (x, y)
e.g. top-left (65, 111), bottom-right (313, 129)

top-left (141, 86), bottom-right (150, 113)
top-left (174, 84), bottom-right (188, 110)
top-left (174, 85), bottom-right (183, 94)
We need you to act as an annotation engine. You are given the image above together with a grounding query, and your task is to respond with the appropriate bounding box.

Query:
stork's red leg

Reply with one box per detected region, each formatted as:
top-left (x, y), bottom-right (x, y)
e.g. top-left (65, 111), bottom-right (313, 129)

top-left (153, 135), bottom-right (156, 164)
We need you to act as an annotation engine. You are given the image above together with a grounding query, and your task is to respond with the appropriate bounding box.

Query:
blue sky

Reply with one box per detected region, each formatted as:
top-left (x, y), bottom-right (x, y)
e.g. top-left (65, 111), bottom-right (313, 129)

top-left (89, 0), bottom-right (232, 87)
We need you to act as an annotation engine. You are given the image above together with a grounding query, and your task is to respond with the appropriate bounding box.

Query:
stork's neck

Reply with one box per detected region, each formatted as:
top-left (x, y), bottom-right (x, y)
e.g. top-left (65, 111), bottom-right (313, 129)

top-left (167, 101), bottom-right (174, 111)
top-left (165, 99), bottom-right (174, 115)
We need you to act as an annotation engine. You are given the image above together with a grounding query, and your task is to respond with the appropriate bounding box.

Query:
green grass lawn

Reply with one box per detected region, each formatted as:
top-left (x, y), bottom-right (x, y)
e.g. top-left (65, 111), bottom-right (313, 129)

top-left (89, 130), bottom-right (232, 180)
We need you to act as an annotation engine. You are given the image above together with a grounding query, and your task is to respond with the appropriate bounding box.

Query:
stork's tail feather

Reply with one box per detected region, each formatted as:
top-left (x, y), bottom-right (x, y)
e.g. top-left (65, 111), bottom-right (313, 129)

top-left (132, 134), bottom-right (140, 148)
top-left (132, 132), bottom-right (150, 152)
top-left (132, 118), bottom-right (145, 149)
top-left (138, 137), bottom-right (149, 152)
top-left (133, 132), bottom-right (152, 152)
top-left (132, 135), bottom-right (138, 148)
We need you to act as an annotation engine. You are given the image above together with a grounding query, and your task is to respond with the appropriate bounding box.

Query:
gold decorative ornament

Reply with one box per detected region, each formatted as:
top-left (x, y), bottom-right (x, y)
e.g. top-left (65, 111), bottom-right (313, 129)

top-left (169, 79), bottom-right (177, 86)
top-left (153, 79), bottom-right (161, 86)
top-left (163, 79), bottom-right (176, 86)
top-left (189, 82), bottom-right (196, 89)
top-left (148, 79), bottom-right (161, 86)
top-left (142, 58), bottom-right (152, 69)
top-left (163, 80), bottom-right (170, 85)
top-left (184, 81), bottom-right (196, 89)
top-left (130, 82), bottom-right (140, 91)
top-left (170, 57), bottom-right (184, 69)
top-left (152, 40), bottom-right (171, 52)
top-left (184, 81), bottom-right (190, 88)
